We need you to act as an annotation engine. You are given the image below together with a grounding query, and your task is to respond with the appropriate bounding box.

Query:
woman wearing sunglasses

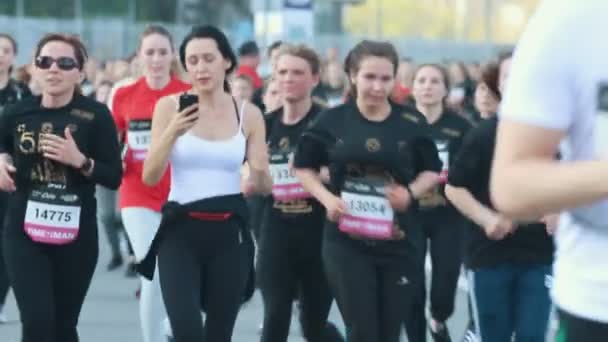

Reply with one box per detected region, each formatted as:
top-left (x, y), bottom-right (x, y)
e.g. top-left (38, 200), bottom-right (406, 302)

top-left (0, 33), bottom-right (122, 342)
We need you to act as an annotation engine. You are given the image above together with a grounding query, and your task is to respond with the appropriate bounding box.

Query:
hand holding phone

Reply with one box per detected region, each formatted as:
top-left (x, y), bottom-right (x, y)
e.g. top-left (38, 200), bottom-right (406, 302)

top-left (169, 93), bottom-right (199, 138)
top-left (178, 93), bottom-right (199, 112)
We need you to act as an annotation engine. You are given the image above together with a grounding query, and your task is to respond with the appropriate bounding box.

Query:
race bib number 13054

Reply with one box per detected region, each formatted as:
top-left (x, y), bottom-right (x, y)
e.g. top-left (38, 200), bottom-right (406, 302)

top-left (338, 178), bottom-right (394, 239)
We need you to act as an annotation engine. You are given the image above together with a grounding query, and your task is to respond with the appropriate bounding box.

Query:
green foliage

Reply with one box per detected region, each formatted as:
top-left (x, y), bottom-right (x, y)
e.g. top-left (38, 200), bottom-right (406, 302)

top-left (0, 0), bottom-right (16, 16)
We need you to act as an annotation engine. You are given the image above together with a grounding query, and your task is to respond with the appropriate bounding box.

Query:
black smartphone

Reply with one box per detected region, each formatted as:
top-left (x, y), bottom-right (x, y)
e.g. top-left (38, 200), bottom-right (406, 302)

top-left (178, 93), bottom-right (198, 112)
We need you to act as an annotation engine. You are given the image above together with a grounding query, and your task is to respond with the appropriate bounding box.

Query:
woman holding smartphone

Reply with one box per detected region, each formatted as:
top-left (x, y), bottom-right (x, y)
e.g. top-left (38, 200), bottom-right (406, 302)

top-left (142, 25), bottom-right (271, 342)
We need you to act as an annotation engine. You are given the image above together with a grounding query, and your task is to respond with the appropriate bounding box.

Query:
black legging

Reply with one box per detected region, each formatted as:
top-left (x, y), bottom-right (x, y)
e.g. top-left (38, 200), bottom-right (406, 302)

top-left (3, 221), bottom-right (98, 342)
top-left (257, 210), bottom-right (333, 342)
top-left (246, 195), bottom-right (267, 242)
top-left (406, 210), bottom-right (464, 342)
top-left (158, 216), bottom-right (252, 342)
top-left (322, 226), bottom-right (419, 342)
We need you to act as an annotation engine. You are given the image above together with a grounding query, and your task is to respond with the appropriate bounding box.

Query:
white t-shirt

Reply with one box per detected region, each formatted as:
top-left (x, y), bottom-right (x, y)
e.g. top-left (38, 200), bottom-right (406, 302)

top-left (500, 0), bottom-right (608, 323)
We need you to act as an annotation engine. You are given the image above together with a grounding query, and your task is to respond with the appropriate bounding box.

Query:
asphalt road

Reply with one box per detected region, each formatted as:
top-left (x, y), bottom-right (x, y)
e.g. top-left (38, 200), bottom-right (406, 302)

top-left (0, 229), bottom-right (475, 342)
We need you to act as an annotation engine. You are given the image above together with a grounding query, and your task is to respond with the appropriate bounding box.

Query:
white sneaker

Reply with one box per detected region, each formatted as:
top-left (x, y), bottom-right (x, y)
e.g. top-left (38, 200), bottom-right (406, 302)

top-left (462, 329), bottom-right (479, 342)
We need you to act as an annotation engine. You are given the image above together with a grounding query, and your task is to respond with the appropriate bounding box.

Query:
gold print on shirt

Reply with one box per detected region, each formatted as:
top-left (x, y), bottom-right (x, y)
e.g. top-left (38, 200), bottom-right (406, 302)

top-left (37, 122), bottom-right (54, 153)
top-left (69, 109), bottom-right (94, 121)
top-left (46, 157), bottom-right (67, 183)
top-left (401, 112), bottom-right (419, 123)
top-left (17, 125), bottom-right (36, 154)
top-left (278, 137), bottom-right (290, 152)
top-left (365, 138), bottom-right (381, 153)
top-left (345, 164), bottom-right (392, 181)
top-left (441, 128), bottom-right (461, 138)
top-left (274, 199), bottom-right (313, 214)
top-left (30, 160), bottom-right (66, 184)
top-left (17, 122), bottom-right (68, 184)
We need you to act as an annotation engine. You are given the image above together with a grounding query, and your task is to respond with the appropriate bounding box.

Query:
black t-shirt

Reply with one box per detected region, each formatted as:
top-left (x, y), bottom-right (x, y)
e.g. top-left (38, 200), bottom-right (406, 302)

top-left (294, 102), bottom-right (441, 253)
top-left (0, 94), bottom-right (122, 238)
top-left (0, 79), bottom-right (31, 113)
top-left (265, 103), bottom-right (325, 224)
top-left (418, 110), bottom-right (472, 212)
top-left (448, 117), bottom-right (554, 269)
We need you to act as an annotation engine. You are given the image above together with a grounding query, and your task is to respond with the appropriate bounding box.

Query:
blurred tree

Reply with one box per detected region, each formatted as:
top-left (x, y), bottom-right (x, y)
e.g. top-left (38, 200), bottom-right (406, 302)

top-left (1, 0), bottom-right (252, 25)
top-left (136, 0), bottom-right (176, 22)
top-left (345, 0), bottom-right (457, 39)
top-left (344, 0), bottom-right (541, 43)
top-left (183, 0), bottom-right (251, 26)
top-left (83, 0), bottom-right (126, 17)
top-left (26, 0), bottom-right (75, 18)
top-left (0, 0), bottom-right (16, 16)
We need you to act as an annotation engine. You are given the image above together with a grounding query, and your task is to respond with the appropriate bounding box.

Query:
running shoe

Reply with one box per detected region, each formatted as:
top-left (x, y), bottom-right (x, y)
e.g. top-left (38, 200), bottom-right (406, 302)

top-left (461, 328), bottom-right (479, 342)
top-left (429, 320), bottom-right (452, 342)
top-left (125, 261), bottom-right (137, 278)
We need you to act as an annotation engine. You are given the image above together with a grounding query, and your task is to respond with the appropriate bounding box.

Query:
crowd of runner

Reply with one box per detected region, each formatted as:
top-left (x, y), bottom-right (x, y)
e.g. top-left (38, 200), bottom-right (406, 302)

top-left (0, 2), bottom-right (606, 342)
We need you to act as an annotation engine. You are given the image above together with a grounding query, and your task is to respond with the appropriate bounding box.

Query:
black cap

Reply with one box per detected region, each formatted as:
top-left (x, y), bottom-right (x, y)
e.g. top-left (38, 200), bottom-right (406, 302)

top-left (238, 41), bottom-right (259, 57)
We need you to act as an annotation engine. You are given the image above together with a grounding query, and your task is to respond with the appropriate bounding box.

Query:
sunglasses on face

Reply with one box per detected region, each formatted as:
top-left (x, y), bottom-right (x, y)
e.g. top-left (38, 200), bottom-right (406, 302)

top-left (35, 56), bottom-right (79, 71)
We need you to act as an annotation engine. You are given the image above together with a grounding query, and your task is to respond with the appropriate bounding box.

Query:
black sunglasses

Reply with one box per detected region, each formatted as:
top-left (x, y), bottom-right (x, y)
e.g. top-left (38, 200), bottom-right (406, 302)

top-left (35, 56), bottom-right (79, 71)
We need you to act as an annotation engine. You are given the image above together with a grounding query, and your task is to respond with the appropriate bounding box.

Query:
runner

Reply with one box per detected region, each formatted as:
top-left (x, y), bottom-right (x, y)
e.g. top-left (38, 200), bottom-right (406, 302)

top-left (445, 54), bottom-right (554, 342)
top-left (294, 40), bottom-right (442, 342)
top-left (111, 25), bottom-right (190, 342)
top-left (0, 32), bottom-right (31, 324)
top-left (407, 63), bottom-right (472, 342)
top-left (231, 74), bottom-right (255, 103)
top-left (491, 1), bottom-right (608, 340)
top-left (263, 77), bottom-right (282, 115)
top-left (141, 25), bottom-right (271, 342)
top-left (257, 44), bottom-right (334, 342)
top-left (0, 33), bottom-right (121, 342)
top-left (458, 58), bottom-right (503, 342)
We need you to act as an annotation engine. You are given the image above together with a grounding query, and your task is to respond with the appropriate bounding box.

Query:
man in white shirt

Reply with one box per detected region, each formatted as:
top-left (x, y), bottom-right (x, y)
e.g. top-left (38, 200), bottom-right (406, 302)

top-left (491, 0), bottom-right (608, 340)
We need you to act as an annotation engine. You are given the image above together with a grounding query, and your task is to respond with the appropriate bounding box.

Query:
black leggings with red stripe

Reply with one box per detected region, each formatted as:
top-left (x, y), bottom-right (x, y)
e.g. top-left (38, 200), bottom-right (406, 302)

top-left (157, 216), bottom-right (253, 342)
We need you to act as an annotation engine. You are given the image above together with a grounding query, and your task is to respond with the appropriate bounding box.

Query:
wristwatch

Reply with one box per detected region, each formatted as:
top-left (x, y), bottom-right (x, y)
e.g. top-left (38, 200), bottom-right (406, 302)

top-left (79, 157), bottom-right (93, 173)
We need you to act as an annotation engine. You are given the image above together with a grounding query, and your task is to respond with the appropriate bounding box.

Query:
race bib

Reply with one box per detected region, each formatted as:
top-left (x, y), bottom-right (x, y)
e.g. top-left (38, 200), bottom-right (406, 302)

top-left (436, 140), bottom-right (449, 181)
top-left (339, 178), bottom-right (394, 239)
top-left (127, 119), bottom-right (152, 161)
top-left (269, 152), bottom-right (311, 201)
top-left (24, 183), bottom-right (81, 245)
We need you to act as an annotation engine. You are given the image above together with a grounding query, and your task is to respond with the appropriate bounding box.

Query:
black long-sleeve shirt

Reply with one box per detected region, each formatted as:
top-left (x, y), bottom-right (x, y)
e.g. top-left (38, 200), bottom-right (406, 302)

top-left (448, 117), bottom-right (554, 269)
top-left (0, 94), bottom-right (122, 237)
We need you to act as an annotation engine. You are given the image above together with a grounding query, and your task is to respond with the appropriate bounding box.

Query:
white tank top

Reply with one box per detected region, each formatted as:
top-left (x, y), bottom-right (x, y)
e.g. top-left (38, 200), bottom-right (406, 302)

top-left (168, 100), bottom-right (247, 204)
